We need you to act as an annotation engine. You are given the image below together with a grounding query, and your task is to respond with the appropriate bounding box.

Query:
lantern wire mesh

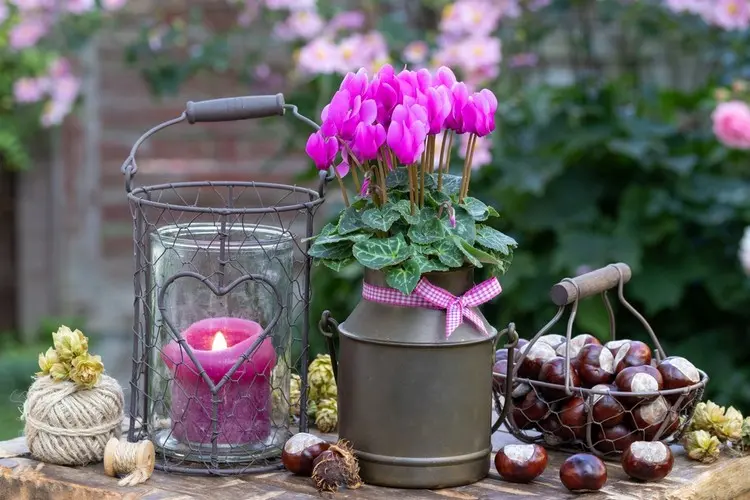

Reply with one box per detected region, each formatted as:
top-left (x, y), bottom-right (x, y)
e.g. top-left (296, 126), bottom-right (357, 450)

top-left (491, 263), bottom-right (708, 459)
top-left (122, 103), bottom-right (329, 474)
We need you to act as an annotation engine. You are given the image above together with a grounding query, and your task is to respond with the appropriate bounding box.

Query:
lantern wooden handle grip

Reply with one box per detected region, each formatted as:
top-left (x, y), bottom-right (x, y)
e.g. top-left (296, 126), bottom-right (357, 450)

top-left (549, 262), bottom-right (632, 306)
top-left (185, 94), bottom-right (285, 123)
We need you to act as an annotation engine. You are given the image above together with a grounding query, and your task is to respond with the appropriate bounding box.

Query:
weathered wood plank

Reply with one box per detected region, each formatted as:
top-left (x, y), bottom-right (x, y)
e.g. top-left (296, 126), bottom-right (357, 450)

top-left (3, 428), bottom-right (750, 499)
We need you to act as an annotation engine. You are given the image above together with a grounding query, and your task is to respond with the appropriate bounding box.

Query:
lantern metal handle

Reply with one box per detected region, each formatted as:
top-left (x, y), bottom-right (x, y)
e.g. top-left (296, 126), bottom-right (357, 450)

top-left (120, 94), bottom-right (333, 193)
top-left (549, 262), bottom-right (632, 306)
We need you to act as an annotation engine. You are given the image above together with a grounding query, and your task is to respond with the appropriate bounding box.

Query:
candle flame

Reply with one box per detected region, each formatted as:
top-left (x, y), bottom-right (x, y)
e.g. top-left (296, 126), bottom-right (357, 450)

top-left (211, 331), bottom-right (228, 351)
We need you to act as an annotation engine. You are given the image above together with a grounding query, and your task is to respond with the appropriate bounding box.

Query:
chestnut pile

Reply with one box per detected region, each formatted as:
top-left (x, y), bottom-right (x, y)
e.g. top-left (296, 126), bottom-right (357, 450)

top-left (493, 334), bottom-right (703, 454)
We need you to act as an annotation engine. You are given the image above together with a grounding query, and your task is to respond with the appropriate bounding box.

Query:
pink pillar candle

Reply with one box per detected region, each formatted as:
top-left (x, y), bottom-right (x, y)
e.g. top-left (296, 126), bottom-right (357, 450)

top-left (161, 317), bottom-right (277, 445)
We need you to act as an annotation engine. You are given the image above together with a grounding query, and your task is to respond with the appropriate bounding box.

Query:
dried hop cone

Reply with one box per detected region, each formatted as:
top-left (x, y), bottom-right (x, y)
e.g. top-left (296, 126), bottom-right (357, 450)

top-left (49, 362), bottom-right (71, 382)
top-left (316, 398), bottom-right (338, 433)
top-left (69, 353), bottom-right (104, 389)
top-left (289, 373), bottom-right (302, 417)
top-left (36, 347), bottom-right (58, 377)
top-left (717, 406), bottom-right (744, 443)
top-left (684, 430), bottom-right (722, 463)
top-left (690, 401), bottom-right (728, 434)
top-left (52, 325), bottom-right (88, 361)
top-left (308, 354), bottom-right (336, 402)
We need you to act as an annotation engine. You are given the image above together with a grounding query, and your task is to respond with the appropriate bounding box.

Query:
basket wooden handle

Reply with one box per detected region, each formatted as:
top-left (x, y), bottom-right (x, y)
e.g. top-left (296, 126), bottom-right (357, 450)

top-left (549, 262), bottom-right (632, 306)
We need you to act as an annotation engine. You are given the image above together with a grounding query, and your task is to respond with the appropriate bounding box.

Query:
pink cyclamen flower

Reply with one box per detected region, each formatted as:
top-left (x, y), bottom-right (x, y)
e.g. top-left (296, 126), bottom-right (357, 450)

top-left (433, 66), bottom-right (458, 89)
top-left (445, 82), bottom-right (470, 133)
top-left (13, 78), bottom-right (46, 103)
top-left (320, 89), bottom-right (377, 141)
top-left (368, 64), bottom-right (401, 126)
top-left (462, 89), bottom-right (497, 136)
top-left (338, 68), bottom-right (369, 98)
top-left (405, 85), bottom-right (452, 135)
top-left (397, 68), bottom-right (432, 99)
top-left (440, 0), bottom-right (501, 37)
top-left (360, 175), bottom-right (371, 197)
top-left (297, 37), bottom-right (342, 75)
top-left (9, 17), bottom-right (48, 49)
top-left (305, 131), bottom-right (338, 170)
top-left (387, 103), bottom-right (428, 164)
top-left (280, 10), bottom-right (324, 40)
top-left (403, 41), bottom-right (429, 65)
top-left (353, 122), bottom-right (386, 161)
top-left (712, 101), bottom-right (750, 149)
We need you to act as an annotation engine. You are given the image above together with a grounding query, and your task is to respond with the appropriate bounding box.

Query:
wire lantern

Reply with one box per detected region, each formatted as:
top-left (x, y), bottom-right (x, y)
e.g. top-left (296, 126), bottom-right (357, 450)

top-left (122, 95), bottom-right (330, 474)
top-left (492, 263), bottom-right (708, 459)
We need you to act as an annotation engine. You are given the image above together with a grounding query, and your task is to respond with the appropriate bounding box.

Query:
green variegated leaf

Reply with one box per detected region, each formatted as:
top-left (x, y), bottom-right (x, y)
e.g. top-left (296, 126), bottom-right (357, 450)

top-left (385, 258), bottom-right (422, 295)
top-left (461, 197), bottom-right (490, 221)
top-left (454, 236), bottom-right (509, 267)
top-left (442, 206), bottom-right (476, 244)
top-left (393, 199), bottom-right (421, 224)
top-left (487, 206), bottom-right (500, 218)
top-left (427, 239), bottom-right (465, 267)
top-left (316, 232), bottom-right (372, 244)
top-left (339, 206), bottom-right (366, 235)
top-left (318, 222), bottom-right (338, 237)
top-left (320, 257), bottom-right (356, 272)
top-left (411, 254), bottom-right (449, 274)
top-left (476, 225), bottom-right (518, 255)
top-left (386, 168), bottom-right (409, 188)
top-left (432, 173), bottom-right (463, 195)
top-left (425, 190), bottom-right (451, 206)
top-left (407, 207), bottom-right (445, 244)
top-left (308, 240), bottom-right (353, 260)
top-left (352, 234), bottom-right (412, 269)
top-left (362, 205), bottom-right (401, 231)
top-left (453, 238), bottom-right (482, 268)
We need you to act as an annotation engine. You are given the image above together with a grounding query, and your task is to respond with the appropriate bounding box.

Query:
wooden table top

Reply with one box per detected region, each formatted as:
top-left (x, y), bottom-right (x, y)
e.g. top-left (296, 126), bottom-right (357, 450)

top-left (2, 428), bottom-right (749, 500)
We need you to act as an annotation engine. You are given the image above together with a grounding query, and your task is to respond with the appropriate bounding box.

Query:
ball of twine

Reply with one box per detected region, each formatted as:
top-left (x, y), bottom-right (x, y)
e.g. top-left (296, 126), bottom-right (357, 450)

top-left (22, 374), bottom-right (124, 466)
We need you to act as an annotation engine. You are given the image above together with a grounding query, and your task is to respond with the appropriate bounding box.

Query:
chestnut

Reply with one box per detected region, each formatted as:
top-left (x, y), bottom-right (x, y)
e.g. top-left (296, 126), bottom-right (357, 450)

top-left (282, 432), bottom-right (331, 476)
top-left (518, 342), bottom-right (557, 379)
top-left (658, 356), bottom-right (700, 403)
top-left (593, 424), bottom-right (641, 454)
top-left (556, 334), bottom-right (600, 368)
top-left (630, 397), bottom-right (679, 440)
top-left (539, 413), bottom-right (576, 443)
top-left (611, 340), bottom-right (652, 373)
top-left (621, 441), bottom-right (674, 482)
top-left (604, 339), bottom-right (630, 354)
top-left (577, 344), bottom-right (615, 387)
top-left (559, 396), bottom-right (588, 440)
top-left (537, 334), bottom-right (567, 350)
top-left (538, 356), bottom-right (580, 401)
top-left (493, 359), bottom-right (509, 377)
top-left (559, 454), bottom-right (607, 493)
top-left (512, 382), bottom-right (532, 401)
top-left (615, 365), bottom-right (663, 407)
top-left (590, 383), bottom-right (625, 428)
top-left (512, 390), bottom-right (551, 429)
top-left (494, 444), bottom-right (548, 483)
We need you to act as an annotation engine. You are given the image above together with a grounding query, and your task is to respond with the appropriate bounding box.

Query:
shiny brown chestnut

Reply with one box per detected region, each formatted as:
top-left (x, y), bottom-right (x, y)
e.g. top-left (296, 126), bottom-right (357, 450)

top-left (539, 413), bottom-right (575, 442)
top-left (577, 344), bottom-right (616, 387)
top-left (282, 433), bottom-right (331, 476)
top-left (559, 454), bottom-right (607, 493)
top-left (658, 356), bottom-right (701, 403)
top-left (615, 365), bottom-right (664, 407)
top-left (621, 441), bottom-right (674, 482)
top-left (495, 338), bottom-right (529, 363)
top-left (593, 424), bottom-right (641, 454)
top-left (590, 383), bottom-right (625, 428)
top-left (630, 396), bottom-right (669, 438)
top-left (512, 390), bottom-right (551, 429)
top-left (557, 334), bottom-right (601, 369)
top-left (611, 340), bottom-right (652, 373)
top-left (518, 342), bottom-right (557, 379)
top-left (494, 444), bottom-right (548, 483)
top-left (559, 396), bottom-right (588, 440)
top-left (538, 356), bottom-right (580, 401)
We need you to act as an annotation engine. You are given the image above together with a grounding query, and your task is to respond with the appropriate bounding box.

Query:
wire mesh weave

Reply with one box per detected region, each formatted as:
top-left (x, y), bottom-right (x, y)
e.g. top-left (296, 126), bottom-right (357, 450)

top-left (491, 264), bottom-right (708, 459)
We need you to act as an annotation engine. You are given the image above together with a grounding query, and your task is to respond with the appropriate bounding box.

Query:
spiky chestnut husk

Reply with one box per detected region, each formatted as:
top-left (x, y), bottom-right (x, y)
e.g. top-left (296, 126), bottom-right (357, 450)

top-left (311, 440), bottom-right (362, 493)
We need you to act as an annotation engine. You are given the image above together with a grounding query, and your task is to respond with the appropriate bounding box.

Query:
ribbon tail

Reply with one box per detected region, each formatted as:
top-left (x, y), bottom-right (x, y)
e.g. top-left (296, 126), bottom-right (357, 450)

top-left (463, 309), bottom-right (489, 336)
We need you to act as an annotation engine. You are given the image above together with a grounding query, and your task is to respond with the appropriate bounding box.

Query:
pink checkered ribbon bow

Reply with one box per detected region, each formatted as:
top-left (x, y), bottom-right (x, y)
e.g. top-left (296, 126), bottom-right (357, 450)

top-left (362, 277), bottom-right (502, 338)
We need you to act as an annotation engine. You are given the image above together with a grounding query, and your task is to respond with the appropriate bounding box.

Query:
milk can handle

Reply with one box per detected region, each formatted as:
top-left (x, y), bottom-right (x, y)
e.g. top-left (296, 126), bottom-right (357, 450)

top-left (318, 310), bottom-right (340, 385)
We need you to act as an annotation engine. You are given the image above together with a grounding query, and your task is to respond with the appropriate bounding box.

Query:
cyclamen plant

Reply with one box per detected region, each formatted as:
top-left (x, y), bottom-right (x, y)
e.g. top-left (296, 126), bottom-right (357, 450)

top-left (306, 64), bottom-right (517, 295)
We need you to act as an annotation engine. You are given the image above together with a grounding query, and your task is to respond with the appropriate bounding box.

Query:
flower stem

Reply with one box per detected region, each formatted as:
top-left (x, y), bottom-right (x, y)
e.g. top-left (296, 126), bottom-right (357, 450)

top-left (459, 134), bottom-right (477, 203)
top-left (376, 154), bottom-right (388, 204)
top-left (334, 166), bottom-right (350, 207)
top-left (445, 130), bottom-right (455, 175)
top-left (348, 154), bottom-right (361, 194)
top-left (419, 149), bottom-right (427, 208)
top-left (406, 165), bottom-right (415, 215)
top-left (437, 130), bottom-right (449, 191)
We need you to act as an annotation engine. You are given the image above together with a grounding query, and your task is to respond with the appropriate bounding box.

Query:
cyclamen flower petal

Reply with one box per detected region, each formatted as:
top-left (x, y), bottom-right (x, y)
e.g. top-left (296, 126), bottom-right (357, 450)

top-left (360, 176), bottom-right (371, 197)
top-left (353, 122), bottom-right (386, 161)
top-left (446, 82), bottom-right (470, 132)
top-left (335, 160), bottom-right (350, 178)
top-left (369, 64), bottom-right (401, 125)
top-left (425, 86), bottom-right (452, 134)
top-left (339, 68), bottom-right (369, 97)
top-left (387, 104), bottom-right (428, 164)
top-left (305, 132), bottom-right (338, 170)
top-left (434, 66), bottom-right (458, 89)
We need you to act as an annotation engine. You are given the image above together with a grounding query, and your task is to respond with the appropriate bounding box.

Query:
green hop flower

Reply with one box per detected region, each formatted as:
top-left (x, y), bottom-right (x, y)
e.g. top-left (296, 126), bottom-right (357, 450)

top-left (315, 398), bottom-right (338, 434)
top-left (684, 430), bottom-right (722, 464)
top-left (69, 353), bottom-right (104, 389)
top-left (52, 325), bottom-right (88, 361)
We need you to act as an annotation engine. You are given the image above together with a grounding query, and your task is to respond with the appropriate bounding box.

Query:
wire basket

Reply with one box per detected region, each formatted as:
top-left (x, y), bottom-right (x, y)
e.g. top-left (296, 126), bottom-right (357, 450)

top-left (492, 263), bottom-right (708, 458)
top-left (123, 95), bottom-right (331, 474)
